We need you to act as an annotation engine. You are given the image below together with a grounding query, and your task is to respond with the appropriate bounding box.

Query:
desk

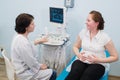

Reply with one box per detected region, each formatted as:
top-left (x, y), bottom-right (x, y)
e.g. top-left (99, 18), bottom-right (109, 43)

top-left (39, 34), bottom-right (69, 75)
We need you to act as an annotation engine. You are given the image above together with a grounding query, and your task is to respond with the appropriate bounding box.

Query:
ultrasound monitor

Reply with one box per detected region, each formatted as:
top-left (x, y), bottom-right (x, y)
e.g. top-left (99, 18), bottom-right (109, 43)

top-left (49, 7), bottom-right (66, 25)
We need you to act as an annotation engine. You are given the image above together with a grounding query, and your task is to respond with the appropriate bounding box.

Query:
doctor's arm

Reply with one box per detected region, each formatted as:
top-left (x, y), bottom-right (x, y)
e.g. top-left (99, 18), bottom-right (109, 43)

top-left (34, 37), bottom-right (48, 45)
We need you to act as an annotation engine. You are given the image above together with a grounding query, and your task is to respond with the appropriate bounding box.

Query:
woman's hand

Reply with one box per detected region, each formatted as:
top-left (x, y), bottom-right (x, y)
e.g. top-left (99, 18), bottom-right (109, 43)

top-left (77, 52), bottom-right (87, 62)
top-left (86, 55), bottom-right (99, 63)
top-left (77, 52), bottom-right (100, 63)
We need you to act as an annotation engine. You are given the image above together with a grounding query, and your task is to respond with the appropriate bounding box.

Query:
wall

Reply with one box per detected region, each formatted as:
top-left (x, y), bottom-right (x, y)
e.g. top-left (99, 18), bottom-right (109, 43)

top-left (0, 0), bottom-right (120, 76)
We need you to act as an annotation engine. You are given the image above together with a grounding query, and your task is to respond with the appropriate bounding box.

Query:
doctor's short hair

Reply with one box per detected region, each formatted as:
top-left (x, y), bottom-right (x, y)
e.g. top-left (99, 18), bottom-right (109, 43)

top-left (15, 13), bottom-right (34, 33)
top-left (90, 10), bottom-right (105, 30)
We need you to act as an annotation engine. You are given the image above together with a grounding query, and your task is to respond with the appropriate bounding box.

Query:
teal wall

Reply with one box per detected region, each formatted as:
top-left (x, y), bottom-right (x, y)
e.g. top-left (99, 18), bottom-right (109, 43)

top-left (0, 0), bottom-right (120, 76)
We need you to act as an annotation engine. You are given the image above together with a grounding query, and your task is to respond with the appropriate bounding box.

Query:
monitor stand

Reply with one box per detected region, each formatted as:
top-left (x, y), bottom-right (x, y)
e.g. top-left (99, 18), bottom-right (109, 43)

top-left (56, 24), bottom-right (66, 35)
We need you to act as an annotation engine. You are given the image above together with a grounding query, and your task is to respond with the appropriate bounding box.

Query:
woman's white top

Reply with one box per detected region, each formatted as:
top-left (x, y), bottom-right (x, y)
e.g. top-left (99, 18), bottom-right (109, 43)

top-left (78, 28), bottom-right (111, 67)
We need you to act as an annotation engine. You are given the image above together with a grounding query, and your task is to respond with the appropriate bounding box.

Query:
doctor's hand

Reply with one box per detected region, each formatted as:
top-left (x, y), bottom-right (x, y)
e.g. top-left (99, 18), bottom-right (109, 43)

top-left (40, 64), bottom-right (48, 70)
top-left (40, 36), bottom-right (48, 43)
top-left (34, 36), bottom-right (48, 45)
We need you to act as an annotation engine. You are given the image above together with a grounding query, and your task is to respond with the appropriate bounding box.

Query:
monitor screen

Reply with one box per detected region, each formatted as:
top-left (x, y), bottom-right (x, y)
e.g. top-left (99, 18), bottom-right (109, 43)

top-left (49, 7), bottom-right (65, 24)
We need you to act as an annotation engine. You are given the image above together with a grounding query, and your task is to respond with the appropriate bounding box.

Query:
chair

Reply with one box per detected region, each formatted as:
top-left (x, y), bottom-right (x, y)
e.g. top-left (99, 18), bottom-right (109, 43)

top-left (56, 49), bottom-right (110, 80)
top-left (0, 48), bottom-right (18, 80)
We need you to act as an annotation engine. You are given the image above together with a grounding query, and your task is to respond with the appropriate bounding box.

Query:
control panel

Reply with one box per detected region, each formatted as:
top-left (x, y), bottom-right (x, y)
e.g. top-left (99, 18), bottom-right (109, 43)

top-left (38, 33), bottom-right (69, 46)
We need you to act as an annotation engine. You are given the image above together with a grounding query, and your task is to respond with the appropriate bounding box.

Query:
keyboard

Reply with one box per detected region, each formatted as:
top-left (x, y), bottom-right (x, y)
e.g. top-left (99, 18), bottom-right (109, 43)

top-left (38, 33), bottom-right (68, 46)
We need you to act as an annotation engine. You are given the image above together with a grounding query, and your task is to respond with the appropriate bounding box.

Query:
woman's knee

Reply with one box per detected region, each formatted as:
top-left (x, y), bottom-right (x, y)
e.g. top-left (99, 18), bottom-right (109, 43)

top-left (72, 60), bottom-right (81, 66)
top-left (49, 70), bottom-right (57, 80)
top-left (80, 64), bottom-right (105, 80)
top-left (72, 60), bottom-right (85, 69)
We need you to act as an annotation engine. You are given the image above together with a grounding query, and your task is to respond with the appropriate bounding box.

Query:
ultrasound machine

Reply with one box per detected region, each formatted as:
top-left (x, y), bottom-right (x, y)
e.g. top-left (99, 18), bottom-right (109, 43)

top-left (39, 6), bottom-right (69, 46)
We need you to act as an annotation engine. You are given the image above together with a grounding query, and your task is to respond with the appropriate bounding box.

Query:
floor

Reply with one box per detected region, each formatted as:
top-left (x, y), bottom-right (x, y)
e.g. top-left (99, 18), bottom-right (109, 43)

top-left (0, 58), bottom-right (120, 80)
top-left (0, 58), bottom-right (8, 80)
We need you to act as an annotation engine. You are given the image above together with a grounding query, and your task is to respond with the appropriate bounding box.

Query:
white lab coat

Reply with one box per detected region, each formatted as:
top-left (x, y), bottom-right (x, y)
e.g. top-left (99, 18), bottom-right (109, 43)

top-left (11, 34), bottom-right (52, 80)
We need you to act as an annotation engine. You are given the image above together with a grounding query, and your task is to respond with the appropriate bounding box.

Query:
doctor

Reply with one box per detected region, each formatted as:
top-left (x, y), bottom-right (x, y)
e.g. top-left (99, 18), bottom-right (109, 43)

top-left (11, 13), bottom-right (56, 80)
